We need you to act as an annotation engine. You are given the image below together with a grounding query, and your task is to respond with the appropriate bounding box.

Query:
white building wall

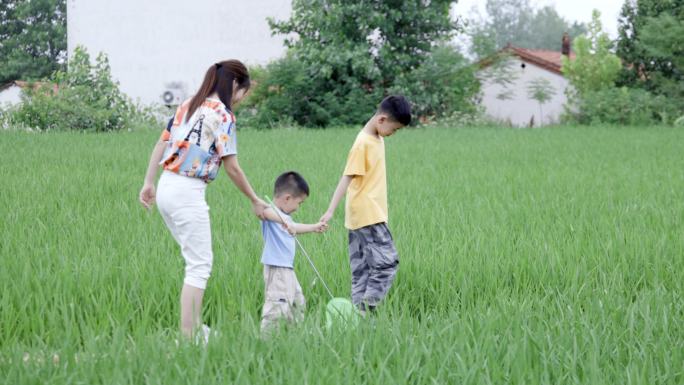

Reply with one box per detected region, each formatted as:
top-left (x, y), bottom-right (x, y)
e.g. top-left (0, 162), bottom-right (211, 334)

top-left (67, 0), bottom-right (291, 105)
top-left (478, 58), bottom-right (570, 127)
top-left (0, 85), bottom-right (22, 107)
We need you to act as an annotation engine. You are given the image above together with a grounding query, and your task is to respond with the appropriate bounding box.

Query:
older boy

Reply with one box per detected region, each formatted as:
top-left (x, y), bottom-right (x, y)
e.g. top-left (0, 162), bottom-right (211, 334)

top-left (320, 95), bottom-right (412, 314)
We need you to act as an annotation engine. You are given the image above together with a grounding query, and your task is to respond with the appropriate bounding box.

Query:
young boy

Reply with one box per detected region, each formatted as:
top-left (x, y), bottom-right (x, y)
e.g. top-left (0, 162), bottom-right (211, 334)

top-left (260, 171), bottom-right (326, 336)
top-left (320, 95), bottom-right (412, 314)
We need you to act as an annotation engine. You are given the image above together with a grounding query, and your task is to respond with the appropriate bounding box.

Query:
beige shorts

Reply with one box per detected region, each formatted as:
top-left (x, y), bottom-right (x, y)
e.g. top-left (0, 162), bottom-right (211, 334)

top-left (260, 265), bottom-right (305, 336)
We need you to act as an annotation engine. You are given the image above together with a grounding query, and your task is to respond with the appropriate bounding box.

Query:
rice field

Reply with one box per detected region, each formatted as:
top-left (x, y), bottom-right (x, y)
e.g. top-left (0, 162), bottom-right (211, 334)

top-left (1, 125), bottom-right (683, 384)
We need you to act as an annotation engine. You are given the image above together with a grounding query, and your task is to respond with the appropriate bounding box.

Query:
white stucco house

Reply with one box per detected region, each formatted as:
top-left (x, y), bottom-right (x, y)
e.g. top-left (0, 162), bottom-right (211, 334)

top-left (0, 81), bottom-right (24, 107)
top-left (477, 42), bottom-right (575, 127)
top-left (66, 0), bottom-right (291, 105)
top-left (0, 81), bottom-right (58, 107)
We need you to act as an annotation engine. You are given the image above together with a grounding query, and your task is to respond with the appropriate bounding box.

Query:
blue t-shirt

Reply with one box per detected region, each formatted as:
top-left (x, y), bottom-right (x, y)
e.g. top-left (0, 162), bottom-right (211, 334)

top-left (261, 209), bottom-right (295, 268)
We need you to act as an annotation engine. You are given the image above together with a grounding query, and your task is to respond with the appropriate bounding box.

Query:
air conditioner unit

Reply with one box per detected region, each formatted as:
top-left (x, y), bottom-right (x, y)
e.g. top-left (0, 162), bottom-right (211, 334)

top-left (161, 88), bottom-right (183, 105)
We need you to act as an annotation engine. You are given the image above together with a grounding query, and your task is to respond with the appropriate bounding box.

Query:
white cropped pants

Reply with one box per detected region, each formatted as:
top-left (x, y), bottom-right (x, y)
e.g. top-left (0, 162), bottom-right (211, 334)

top-left (157, 171), bottom-right (213, 290)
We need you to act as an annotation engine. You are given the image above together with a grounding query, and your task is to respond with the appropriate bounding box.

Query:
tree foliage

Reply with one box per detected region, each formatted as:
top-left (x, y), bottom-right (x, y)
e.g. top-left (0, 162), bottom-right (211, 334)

top-left (561, 8), bottom-right (681, 126)
top-left (248, 0), bottom-right (474, 127)
top-left (526, 77), bottom-right (555, 123)
top-left (638, 13), bottom-right (684, 103)
top-left (568, 86), bottom-right (679, 126)
top-left (561, 10), bottom-right (622, 98)
top-left (0, 0), bottom-right (66, 84)
top-left (616, 0), bottom-right (683, 96)
top-left (478, 53), bottom-right (520, 101)
top-left (467, 0), bottom-right (587, 58)
top-left (389, 43), bottom-right (480, 119)
top-left (4, 47), bottom-right (154, 132)
top-left (612, 0), bottom-right (683, 122)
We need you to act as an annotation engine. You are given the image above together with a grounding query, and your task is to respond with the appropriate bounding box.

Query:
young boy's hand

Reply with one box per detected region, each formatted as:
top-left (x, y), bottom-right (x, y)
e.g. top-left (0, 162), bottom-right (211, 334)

top-left (314, 221), bottom-right (328, 233)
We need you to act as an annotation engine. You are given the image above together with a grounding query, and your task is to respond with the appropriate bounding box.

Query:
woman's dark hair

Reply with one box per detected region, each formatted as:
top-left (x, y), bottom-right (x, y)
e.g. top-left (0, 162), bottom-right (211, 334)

top-left (185, 59), bottom-right (250, 122)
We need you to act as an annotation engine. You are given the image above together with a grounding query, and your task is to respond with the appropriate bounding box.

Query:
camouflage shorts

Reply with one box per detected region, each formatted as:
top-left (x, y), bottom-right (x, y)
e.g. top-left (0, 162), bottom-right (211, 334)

top-left (348, 222), bottom-right (399, 308)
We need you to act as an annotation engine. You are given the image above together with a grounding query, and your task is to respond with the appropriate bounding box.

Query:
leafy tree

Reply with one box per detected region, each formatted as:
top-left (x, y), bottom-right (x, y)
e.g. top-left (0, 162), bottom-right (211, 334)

top-left (4, 46), bottom-right (154, 132)
top-left (237, 54), bottom-right (321, 127)
top-left (615, 0), bottom-right (683, 122)
top-left (0, 0), bottom-right (66, 84)
top-left (616, 0), bottom-right (683, 91)
top-left (261, 0), bottom-right (464, 126)
top-left (479, 52), bottom-right (520, 101)
top-left (468, 0), bottom-right (533, 58)
top-left (638, 13), bottom-right (684, 104)
top-left (526, 77), bottom-right (555, 124)
top-left (561, 10), bottom-right (622, 99)
top-left (528, 6), bottom-right (586, 50)
top-left (390, 43), bottom-right (480, 119)
top-left (467, 0), bottom-right (587, 58)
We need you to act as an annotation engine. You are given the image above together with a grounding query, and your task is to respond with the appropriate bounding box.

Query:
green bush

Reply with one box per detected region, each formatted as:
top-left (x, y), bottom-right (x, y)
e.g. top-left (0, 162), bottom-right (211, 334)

top-left (389, 44), bottom-right (480, 120)
top-left (238, 0), bottom-right (474, 128)
top-left (239, 45), bottom-right (480, 128)
top-left (3, 46), bottom-right (155, 132)
top-left (237, 55), bottom-right (381, 128)
top-left (567, 87), bottom-right (680, 126)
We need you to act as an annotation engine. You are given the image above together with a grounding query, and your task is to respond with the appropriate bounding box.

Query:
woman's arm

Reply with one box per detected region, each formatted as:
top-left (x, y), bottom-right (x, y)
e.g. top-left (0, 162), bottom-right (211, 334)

top-left (139, 139), bottom-right (166, 209)
top-left (222, 155), bottom-right (268, 219)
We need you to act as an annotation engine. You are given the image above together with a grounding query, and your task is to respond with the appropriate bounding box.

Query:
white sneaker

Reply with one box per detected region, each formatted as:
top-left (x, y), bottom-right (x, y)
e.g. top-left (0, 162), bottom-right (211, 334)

top-left (196, 324), bottom-right (211, 346)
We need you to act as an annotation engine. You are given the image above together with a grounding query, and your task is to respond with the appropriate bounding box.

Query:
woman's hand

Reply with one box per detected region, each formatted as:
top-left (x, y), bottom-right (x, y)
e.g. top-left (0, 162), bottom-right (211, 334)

top-left (252, 198), bottom-right (269, 220)
top-left (139, 183), bottom-right (156, 210)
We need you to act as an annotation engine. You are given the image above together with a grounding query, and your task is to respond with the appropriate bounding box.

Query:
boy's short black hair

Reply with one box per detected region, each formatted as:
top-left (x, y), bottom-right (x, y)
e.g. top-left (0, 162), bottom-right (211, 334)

top-left (274, 171), bottom-right (309, 197)
top-left (377, 95), bottom-right (412, 126)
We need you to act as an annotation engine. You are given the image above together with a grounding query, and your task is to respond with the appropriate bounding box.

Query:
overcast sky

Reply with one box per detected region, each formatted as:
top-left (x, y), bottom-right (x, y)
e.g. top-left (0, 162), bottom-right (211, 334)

top-left (452, 0), bottom-right (625, 38)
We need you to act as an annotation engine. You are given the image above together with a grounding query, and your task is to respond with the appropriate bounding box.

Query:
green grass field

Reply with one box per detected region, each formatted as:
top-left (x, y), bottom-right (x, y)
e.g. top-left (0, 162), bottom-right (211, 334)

top-left (1, 126), bottom-right (683, 384)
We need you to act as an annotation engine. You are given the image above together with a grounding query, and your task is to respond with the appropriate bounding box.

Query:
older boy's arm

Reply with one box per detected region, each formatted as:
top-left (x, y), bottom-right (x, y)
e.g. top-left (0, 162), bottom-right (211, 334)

top-left (320, 175), bottom-right (353, 224)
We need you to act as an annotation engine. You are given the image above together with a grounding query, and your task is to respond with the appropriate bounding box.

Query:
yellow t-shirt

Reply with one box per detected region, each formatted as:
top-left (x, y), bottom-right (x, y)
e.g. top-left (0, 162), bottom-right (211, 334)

top-left (344, 131), bottom-right (387, 230)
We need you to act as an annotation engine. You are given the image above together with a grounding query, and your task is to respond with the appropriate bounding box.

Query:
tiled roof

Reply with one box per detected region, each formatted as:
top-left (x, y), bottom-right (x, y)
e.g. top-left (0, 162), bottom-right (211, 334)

top-left (479, 45), bottom-right (576, 76)
top-left (0, 80), bottom-right (58, 93)
top-left (509, 47), bottom-right (575, 75)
